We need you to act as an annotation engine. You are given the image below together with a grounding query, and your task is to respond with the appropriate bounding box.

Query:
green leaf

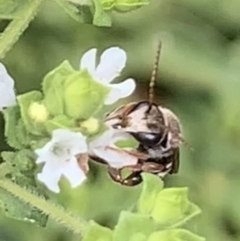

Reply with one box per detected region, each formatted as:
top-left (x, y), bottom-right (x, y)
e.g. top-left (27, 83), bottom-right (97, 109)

top-left (82, 220), bottom-right (113, 241)
top-left (63, 70), bottom-right (110, 119)
top-left (45, 115), bottom-right (76, 133)
top-left (147, 229), bottom-right (205, 241)
top-left (1, 150), bottom-right (37, 187)
top-left (151, 188), bottom-right (201, 227)
top-left (3, 106), bottom-right (37, 149)
top-left (17, 91), bottom-right (47, 136)
top-left (54, 0), bottom-right (83, 23)
top-left (92, 0), bottom-right (112, 27)
top-left (0, 0), bottom-right (23, 19)
top-left (129, 233), bottom-right (147, 241)
top-left (113, 211), bottom-right (156, 241)
top-left (43, 60), bottom-right (75, 116)
top-left (1, 150), bottom-right (35, 172)
top-left (138, 173), bottom-right (164, 215)
top-left (100, 0), bottom-right (149, 11)
top-left (3, 106), bottom-right (23, 149)
top-left (100, 0), bottom-right (114, 10)
top-left (15, 119), bottom-right (36, 148)
top-left (0, 187), bottom-right (47, 226)
top-left (55, 0), bottom-right (93, 24)
top-left (1, 152), bottom-right (15, 173)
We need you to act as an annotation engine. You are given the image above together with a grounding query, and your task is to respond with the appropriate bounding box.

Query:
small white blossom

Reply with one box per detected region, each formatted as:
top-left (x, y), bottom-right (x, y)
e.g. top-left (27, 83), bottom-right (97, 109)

top-left (0, 63), bottom-right (16, 111)
top-left (35, 129), bottom-right (88, 193)
top-left (89, 129), bottom-right (138, 168)
top-left (80, 47), bottom-right (136, 105)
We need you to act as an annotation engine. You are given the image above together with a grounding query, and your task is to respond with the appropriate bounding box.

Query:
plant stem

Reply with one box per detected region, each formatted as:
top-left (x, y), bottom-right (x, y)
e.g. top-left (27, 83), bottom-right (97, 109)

top-left (0, 0), bottom-right (45, 59)
top-left (0, 178), bottom-right (89, 235)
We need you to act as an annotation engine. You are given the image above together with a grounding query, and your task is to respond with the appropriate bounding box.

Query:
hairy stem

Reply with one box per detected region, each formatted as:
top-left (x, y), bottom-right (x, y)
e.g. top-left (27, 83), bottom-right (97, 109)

top-left (0, 178), bottom-right (88, 235)
top-left (0, 0), bottom-right (45, 59)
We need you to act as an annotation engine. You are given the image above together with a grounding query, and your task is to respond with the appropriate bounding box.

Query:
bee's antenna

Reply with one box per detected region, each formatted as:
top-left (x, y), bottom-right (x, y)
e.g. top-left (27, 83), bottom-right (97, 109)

top-left (149, 40), bottom-right (162, 104)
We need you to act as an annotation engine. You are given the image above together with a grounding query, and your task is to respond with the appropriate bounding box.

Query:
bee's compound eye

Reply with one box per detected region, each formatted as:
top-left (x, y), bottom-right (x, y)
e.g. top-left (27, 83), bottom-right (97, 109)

top-left (131, 132), bottom-right (163, 147)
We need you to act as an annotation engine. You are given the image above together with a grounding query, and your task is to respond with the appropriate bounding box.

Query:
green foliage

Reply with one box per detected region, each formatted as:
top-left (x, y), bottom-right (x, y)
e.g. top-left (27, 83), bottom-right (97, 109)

top-left (42, 60), bottom-right (110, 120)
top-left (0, 150), bottom-right (48, 226)
top-left (148, 229), bottom-right (205, 241)
top-left (0, 187), bottom-right (48, 227)
top-left (0, 0), bottom-right (23, 19)
top-left (101, 0), bottom-right (150, 11)
top-left (138, 173), bottom-right (164, 214)
top-left (63, 70), bottom-right (110, 119)
top-left (54, 0), bottom-right (89, 23)
top-left (45, 115), bottom-right (76, 133)
top-left (3, 106), bottom-right (24, 149)
top-left (81, 174), bottom-right (203, 241)
top-left (42, 60), bottom-right (75, 116)
top-left (82, 220), bottom-right (113, 241)
top-left (55, 0), bottom-right (150, 27)
top-left (15, 119), bottom-right (35, 147)
top-left (92, 0), bottom-right (112, 27)
top-left (113, 211), bottom-right (156, 241)
top-left (17, 91), bottom-right (46, 136)
top-left (150, 188), bottom-right (201, 227)
top-left (138, 174), bottom-right (201, 228)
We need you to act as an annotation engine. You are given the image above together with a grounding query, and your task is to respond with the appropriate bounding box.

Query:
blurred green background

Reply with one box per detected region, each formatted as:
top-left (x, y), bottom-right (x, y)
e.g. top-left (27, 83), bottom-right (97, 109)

top-left (1, 0), bottom-right (240, 240)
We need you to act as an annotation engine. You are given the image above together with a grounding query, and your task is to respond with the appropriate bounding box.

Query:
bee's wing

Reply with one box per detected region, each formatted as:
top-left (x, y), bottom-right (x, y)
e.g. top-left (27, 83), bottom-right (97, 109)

top-left (169, 148), bottom-right (180, 174)
top-left (107, 147), bottom-right (150, 160)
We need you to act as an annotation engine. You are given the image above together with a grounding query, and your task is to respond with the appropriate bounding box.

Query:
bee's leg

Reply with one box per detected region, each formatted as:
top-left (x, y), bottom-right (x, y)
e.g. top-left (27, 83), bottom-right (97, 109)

top-left (108, 166), bottom-right (143, 186)
top-left (122, 162), bottom-right (165, 174)
top-left (141, 162), bottom-right (165, 174)
top-left (121, 162), bottom-right (166, 186)
top-left (107, 166), bottom-right (123, 184)
top-left (121, 172), bottom-right (142, 186)
top-left (89, 155), bottom-right (108, 165)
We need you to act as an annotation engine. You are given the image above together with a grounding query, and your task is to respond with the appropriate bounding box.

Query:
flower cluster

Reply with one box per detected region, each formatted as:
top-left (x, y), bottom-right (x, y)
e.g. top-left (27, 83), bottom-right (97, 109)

top-left (0, 47), bottom-right (137, 193)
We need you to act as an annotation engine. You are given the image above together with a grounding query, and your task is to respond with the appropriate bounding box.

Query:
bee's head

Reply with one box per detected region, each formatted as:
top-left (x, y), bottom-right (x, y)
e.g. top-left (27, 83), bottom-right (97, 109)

top-left (105, 101), bottom-right (167, 146)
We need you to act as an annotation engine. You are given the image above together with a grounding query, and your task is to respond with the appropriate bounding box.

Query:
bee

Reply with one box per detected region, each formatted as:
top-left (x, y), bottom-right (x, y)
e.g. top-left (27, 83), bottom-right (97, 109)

top-left (92, 41), bottom-right (186, 186)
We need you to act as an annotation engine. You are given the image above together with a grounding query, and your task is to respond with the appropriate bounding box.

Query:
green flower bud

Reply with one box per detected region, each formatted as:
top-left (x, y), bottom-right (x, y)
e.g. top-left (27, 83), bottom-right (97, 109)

top-left (150, 188), bottom-right (201, 227)
top-left (28, 102), bottom-right (49, 123)
top-left (42, 61), bottom-right (110, 121)
top-left (63, 70), bottom-right (110, 120)
top-left (80, 117), bottom-right (100, 134)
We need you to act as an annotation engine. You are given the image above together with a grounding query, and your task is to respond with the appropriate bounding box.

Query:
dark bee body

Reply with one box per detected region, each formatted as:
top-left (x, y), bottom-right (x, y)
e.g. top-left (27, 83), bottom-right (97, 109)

top-left (104, 100), bottom-right (182, 186)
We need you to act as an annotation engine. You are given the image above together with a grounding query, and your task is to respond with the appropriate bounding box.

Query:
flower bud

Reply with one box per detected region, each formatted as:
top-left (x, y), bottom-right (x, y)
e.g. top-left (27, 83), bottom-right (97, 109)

top-left (80, 117), bottom-right (100, 134)
top-left (28, 102), bottom-right (49, 123)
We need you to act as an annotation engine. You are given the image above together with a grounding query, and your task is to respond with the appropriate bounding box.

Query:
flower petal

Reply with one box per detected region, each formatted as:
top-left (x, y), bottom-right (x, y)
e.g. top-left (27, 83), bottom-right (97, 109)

top-left (35, 141), bottom-right (58, 163)
top-left (92, 147), bottom-right (138, 168)
top-left (89, 129), bottom-right (114, 149)
top-left (52, 129), bottom-right (88, 155)
top-left (0, 63), bottom-right (16, 110)
top-left (95, 47), bottom-right (127, 84)
top-left (37, 160), bottom-right (63, 193)
top-left (104, 78), bottom-right (136, 105)
top-left (61, 157), bottom-right (86, 188)
top-left (79, 48), bottom-right (97, 76)
top-left (89, 129), bottom-right (131, 152)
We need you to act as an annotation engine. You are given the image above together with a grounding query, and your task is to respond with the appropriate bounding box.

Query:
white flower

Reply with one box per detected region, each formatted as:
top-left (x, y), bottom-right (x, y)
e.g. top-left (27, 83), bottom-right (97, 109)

top-left (89, 129), bottom-right (138, 168)
top-left (0, 63), bottom-right (16, 111)
top-left (80, 47), bottom-right (136, 105)
top-left (35, 129), bottom-right (88, 193)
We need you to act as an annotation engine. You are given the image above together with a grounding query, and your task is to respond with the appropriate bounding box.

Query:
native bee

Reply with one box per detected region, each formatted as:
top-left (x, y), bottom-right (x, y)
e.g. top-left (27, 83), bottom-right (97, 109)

top-left (91, 41), bottom-right (186, 186)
